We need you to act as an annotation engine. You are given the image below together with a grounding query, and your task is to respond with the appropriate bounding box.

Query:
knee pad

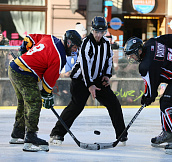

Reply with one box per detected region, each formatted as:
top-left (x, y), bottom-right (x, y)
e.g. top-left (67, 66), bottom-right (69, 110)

top-left (165, 108), bottom-right (172, 132)
top-left (160, 95), bottom-right (172, 112)
top-left (161, 107), bottom-right (172, 132)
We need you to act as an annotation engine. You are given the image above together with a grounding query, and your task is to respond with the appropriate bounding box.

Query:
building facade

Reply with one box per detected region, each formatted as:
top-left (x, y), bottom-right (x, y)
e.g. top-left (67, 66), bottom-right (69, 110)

top-left (0, 0), bottom-right (172, 46)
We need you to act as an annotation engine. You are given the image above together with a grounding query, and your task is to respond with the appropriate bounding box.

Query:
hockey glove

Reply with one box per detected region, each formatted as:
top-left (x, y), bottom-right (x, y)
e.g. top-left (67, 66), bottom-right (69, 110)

top-left (41, 90), bottom-right (54, 109)
top-left (141, 94), bottom-right (155, 106)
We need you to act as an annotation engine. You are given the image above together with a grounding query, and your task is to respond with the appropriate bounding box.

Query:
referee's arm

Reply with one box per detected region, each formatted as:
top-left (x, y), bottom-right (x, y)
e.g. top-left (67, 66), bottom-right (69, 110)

top-left (80, 41), bottom-right (94, 88)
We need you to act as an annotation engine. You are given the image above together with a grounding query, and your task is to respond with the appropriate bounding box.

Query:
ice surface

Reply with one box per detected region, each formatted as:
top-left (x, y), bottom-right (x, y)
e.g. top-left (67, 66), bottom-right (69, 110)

top-left (0, 107), bottom-right (171, 162)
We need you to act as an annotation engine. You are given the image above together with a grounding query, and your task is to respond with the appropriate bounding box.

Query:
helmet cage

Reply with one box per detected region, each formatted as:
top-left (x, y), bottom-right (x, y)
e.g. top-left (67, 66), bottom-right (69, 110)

top-left (64, 30), bottom-right (82, 56)
top-left (128, 46), bottom-right (142, 63)
top-left (124, 37), bottom-right (143, 63)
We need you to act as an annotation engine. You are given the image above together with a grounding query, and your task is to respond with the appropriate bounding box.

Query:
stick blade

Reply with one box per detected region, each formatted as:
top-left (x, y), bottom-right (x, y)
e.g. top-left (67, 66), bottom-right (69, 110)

top-left (80, 142), bottom-right (100, 150)
top-left (94, 141), bottom-right (119, 149)
top-left (96, 142), bottom-right (114, 149)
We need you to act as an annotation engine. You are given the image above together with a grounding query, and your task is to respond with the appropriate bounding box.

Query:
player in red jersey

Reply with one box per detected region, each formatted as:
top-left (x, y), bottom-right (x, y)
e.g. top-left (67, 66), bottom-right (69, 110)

top-left (8, 30), bottom-right (82, 152)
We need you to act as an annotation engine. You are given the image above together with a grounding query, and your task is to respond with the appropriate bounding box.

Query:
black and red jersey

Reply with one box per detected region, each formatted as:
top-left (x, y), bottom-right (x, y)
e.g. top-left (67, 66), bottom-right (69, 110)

top-left (139, 34), bottom-right (172, 98)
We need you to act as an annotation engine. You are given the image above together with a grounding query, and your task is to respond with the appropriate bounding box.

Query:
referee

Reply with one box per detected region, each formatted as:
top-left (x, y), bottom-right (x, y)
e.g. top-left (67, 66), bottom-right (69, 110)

top-left (50, 16), bottom-right (128, 145)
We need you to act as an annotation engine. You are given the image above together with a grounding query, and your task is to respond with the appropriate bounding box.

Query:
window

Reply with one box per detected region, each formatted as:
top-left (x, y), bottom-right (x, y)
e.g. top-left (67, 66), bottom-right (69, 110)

top-left (0, 0), bottom-right (47, 46)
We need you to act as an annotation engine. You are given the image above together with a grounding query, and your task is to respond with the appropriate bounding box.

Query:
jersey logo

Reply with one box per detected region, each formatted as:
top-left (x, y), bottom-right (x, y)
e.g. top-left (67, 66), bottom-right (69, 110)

top-left (154, 42), bottom-right (165, 61)
top-left (151, 46), bottom-right (154, 51)
top-left (27, 44), bottom-right (45, 55)
top-left (167, 48), bottom-right (172, 62)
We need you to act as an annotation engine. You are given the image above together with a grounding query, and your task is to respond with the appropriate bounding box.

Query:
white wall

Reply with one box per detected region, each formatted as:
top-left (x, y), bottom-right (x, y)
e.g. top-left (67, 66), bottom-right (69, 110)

top-left (47, 0), bottom-right (86, 38)
top-left (167, 0), bottom-right (172, 16)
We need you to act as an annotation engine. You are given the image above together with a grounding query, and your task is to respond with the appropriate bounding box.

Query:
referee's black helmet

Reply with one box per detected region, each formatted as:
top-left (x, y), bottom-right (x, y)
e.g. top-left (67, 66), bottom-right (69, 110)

top-left (91, 16), bottom-right (108, 32)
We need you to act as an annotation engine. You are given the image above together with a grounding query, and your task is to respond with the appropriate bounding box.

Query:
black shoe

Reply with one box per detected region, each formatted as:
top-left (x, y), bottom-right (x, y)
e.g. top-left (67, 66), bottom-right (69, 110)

top-left (11, 127), bottom-right (25, 139)
top-left (151, 131), bottom-right (172, 144)
top-left (119, 136), bottom-right (128, 142)
top-left (23, 132), bottom-right (49, 152)
top-left (9, 127), bottom-right (25, 144)
top-left (24, 132), bottom-right (48, 146)
top-left (49, 135), bottom-right (64, 145)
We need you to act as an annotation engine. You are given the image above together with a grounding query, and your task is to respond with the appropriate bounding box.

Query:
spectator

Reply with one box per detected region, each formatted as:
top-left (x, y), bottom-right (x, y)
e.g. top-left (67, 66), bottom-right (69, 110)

top-left (75, 22), bottom-right (87, 38)
top-left (105, 32), bottom-right (119, 50)
top-left (0, 31), bottom-right (10, 106)
top-left (0, 32), bottom-right (9, 45)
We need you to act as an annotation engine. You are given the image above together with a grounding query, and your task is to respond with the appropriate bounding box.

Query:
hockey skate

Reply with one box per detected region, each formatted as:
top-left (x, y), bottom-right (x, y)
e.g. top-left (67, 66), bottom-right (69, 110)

top-left (165, 143), bottom-right (172, 155)
top-left (9, 127), bottom-right (25, 144)
top-left (119, 136), bottom-right (128, 146)
top-left (49, 135), bottom-right (64, 146)
top-left (23, 132), bottom-right (49, 152)
top-left (151, 131), bottom-right (172, 148)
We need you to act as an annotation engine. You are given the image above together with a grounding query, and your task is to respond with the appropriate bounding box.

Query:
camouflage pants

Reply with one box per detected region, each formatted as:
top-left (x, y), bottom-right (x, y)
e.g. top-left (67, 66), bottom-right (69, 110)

top-left (8, 66), bottom-right (42, 133)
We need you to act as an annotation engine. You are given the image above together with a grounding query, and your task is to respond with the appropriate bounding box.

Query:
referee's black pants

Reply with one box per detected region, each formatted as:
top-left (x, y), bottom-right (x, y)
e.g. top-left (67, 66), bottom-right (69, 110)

top-left (50, 78), bottom-right (127, 139)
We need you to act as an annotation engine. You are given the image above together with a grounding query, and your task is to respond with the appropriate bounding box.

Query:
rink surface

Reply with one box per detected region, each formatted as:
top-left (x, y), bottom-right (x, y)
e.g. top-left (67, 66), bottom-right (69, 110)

top-left (0, 107), bottom-right (172, 162)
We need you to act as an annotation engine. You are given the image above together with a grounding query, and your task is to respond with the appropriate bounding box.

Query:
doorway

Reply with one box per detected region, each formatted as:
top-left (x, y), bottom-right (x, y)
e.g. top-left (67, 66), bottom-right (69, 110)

top-left (123, 18), bottom-right (158, 43)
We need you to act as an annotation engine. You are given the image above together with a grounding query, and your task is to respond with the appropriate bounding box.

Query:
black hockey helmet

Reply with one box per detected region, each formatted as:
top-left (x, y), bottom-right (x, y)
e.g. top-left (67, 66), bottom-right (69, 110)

top-left (123, 37), bottom-right (143, 62)
top-left (91, 16), bottom-right (108, 32)
top-left (64, 30), bottom-right (82, 56)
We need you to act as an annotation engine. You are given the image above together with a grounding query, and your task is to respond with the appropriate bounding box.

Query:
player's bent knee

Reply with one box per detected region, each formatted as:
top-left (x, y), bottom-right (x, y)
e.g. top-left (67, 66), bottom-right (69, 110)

top-left (160, 95), bottom-right (172, 112)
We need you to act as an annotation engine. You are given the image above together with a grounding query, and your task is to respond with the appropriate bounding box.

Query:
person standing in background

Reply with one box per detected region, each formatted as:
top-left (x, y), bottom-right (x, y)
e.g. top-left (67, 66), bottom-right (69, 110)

top-left (75, 22), bottom-right (87, 39)
top-left (0, 31), bottom-right (10, 106)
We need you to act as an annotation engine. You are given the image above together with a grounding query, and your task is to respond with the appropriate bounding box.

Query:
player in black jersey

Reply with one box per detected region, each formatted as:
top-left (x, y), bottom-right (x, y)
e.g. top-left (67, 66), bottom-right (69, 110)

top-left (124, 35), bottom-right (172, 154)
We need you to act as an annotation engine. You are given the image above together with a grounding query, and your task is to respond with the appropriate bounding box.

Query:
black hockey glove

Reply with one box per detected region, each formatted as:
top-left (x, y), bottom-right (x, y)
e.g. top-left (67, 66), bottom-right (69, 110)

top-left (141, 94), bottom-right (155, 106)
top-left (41, 90), bottom-right (54, 109)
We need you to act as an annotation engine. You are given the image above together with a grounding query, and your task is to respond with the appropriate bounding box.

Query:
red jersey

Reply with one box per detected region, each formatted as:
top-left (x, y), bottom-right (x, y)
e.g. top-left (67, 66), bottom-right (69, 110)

top-left (12, 34), bottom-right (66, 93)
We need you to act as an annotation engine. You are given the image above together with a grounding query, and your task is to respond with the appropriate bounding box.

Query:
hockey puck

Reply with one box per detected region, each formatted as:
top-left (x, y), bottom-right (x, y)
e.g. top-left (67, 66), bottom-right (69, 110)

top-left (94, 130), bottom-right (100, 135)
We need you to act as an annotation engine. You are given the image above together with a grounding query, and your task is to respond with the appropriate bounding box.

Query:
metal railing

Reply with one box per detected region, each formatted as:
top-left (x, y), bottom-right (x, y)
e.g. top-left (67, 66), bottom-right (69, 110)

top-left (0, 46), bottom-right (163, 106)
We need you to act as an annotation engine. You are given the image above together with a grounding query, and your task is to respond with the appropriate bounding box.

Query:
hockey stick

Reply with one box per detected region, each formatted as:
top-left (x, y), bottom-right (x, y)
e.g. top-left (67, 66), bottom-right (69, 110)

top-left (51, 107), bottom-right (101, 150)
top-left (10, 50), bottom-right (17, 59)
top-left (51, 104), bottom-right (145, 150)
top-left (10, 52), bottom-right (99, 150)
top-left (95, 104), bottom-right (146, 149)
top-left (10, 52), bottom-right (145, 150)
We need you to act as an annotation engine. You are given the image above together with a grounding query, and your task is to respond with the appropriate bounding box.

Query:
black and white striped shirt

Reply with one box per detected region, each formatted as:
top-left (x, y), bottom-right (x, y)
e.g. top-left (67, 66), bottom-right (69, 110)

top-left (70, 33), bottom-right (113, 88)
